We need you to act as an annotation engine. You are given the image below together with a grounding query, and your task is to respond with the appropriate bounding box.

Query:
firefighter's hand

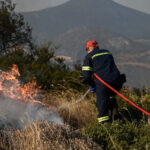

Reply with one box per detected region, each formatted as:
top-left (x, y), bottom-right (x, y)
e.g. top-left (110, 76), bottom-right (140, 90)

top-left (89, 86), bottom-right (96, 93)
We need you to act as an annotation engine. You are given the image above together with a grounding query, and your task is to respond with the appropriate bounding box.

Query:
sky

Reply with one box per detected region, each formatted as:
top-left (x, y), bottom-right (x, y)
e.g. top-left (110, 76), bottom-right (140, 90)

top-left (113, 0), bottom-right (150, 14)
top-left (12, 0), bottom-right (69, 12)
top-left (12, 0), bottom-right (150, 14)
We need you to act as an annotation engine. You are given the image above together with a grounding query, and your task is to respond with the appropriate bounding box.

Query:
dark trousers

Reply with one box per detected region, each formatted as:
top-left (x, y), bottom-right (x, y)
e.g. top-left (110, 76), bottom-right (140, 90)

top-left (96, 74), bottom-right (125, 118)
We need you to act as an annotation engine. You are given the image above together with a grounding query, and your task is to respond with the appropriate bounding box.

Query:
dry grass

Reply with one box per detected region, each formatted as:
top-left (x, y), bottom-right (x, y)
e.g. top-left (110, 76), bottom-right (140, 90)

top-left (0, 122), bottom-right (102, 150)
top-left (0, 90), bottom-right (101, 150)
top-left (42, 90), bottom-right (98, 128)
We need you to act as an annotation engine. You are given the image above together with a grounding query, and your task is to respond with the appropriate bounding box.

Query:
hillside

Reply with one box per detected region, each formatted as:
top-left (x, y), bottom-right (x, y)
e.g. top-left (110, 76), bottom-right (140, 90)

top-left (22, 0), bottom-right (150, 87)
top-left (23, 0), bottom-right (150, 38)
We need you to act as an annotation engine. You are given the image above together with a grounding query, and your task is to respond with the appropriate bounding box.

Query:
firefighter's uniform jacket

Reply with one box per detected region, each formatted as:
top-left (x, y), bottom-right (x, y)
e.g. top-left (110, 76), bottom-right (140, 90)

top-left (82, 48), bottom-right (121, 123)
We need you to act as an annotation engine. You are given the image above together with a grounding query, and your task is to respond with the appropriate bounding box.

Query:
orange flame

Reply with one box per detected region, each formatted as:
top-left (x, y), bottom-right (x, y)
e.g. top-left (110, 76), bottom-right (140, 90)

top-left (10, 64), bottom-right (20, 76)
top-left (0, 64), bottom-right (42, 104)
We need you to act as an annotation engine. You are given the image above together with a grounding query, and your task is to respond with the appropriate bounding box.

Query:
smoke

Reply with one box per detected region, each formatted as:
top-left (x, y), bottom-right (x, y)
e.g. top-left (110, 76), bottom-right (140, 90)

top-left (0, 65), bottom-right (64, 129)
top-left (0, 96), bottom-right (64, 129)
top-left (0, 62), bottom-right (88, 129)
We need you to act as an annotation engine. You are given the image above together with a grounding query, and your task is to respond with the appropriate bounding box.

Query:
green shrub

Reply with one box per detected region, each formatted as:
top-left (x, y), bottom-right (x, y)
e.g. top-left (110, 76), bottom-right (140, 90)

top-left (83, 121), bottom-right (150, 150)
top-left (0, 43), bottom-right (85, 91)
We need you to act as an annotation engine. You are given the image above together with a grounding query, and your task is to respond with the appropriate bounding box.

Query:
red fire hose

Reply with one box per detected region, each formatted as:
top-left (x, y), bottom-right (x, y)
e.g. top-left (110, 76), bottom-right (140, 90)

top-left (94, 73), bottom-right (150, 116)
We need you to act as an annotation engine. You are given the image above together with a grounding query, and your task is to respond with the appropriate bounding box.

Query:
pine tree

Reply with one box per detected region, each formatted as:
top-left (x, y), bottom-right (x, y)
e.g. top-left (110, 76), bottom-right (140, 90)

top-left (0, 0), bottom-right (33, 54)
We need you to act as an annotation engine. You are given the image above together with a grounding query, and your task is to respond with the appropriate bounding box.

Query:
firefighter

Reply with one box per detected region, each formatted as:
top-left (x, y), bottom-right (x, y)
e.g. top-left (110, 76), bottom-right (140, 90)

top-left (82, 40), bottom-right (126, 124)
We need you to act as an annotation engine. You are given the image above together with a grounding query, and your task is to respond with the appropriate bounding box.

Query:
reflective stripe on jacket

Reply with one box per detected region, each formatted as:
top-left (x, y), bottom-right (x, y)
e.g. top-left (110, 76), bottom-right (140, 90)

top-left (82, 48), bottom-right (120, 84)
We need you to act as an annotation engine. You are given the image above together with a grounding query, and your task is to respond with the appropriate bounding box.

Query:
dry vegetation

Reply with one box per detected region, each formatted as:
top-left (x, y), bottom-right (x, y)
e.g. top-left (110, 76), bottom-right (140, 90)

top-left (42, 90), bottom-right (98, 128)
top-left (0, 122), bottom-right (101, 150)
top-left (0, 87), bottom-right (150, 150)
top-left (0, 90), bottom-right (101, 150)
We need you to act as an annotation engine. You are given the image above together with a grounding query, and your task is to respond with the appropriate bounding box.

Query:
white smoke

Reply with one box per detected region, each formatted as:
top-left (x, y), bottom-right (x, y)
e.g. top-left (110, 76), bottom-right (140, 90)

top-left (0, 65), bottom-right (64, 129)
top-left (0, 96), bottom-right (64, 129)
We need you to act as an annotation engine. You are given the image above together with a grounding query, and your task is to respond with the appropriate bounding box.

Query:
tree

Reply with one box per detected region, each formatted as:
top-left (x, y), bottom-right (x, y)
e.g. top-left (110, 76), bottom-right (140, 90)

top-left (0, 42), bottom-right (84, 91)
top-left (0, 0), bottom-right (33, 54)
top-left (0, 0), bottom-right (84, 91)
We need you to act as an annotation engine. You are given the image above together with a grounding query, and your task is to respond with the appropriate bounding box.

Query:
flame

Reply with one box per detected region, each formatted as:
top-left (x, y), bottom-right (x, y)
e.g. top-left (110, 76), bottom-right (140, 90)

top-left (0, 64), bottom-right (64, 127)
top-left (10, 64), bottom-right (20, 76)
top-left (0, 64), bottom-right (43, 104)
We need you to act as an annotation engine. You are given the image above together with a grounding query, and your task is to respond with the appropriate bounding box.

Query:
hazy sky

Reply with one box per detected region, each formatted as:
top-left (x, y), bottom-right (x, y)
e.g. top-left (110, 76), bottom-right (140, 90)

top-left (113, 0), bottom-right (150, 14)
top-left (12, 0), bottom-right (69, 12)
top-left (12, 0), bottom-right (150, 14)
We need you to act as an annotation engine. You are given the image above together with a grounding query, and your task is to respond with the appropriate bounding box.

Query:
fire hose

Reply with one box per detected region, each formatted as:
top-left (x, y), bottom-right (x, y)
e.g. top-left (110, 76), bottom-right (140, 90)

top-left (56, 73), bottom-right (150, 117)
top-left (94, 73), bottom-right (150, 116)
top-left (56, 89), bottom-right (90, 111)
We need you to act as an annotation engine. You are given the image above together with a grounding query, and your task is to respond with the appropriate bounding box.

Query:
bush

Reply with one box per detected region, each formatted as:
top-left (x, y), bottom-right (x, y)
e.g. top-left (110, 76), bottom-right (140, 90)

top-left (83, 121), bottom-right (150, 150)
top-left (0, 43), bottom-right (85, 91)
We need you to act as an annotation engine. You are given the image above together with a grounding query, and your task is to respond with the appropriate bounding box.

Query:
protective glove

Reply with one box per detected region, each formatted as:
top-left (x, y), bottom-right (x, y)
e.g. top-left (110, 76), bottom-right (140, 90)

top-left (89, 86), bottom-right (96, 93)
